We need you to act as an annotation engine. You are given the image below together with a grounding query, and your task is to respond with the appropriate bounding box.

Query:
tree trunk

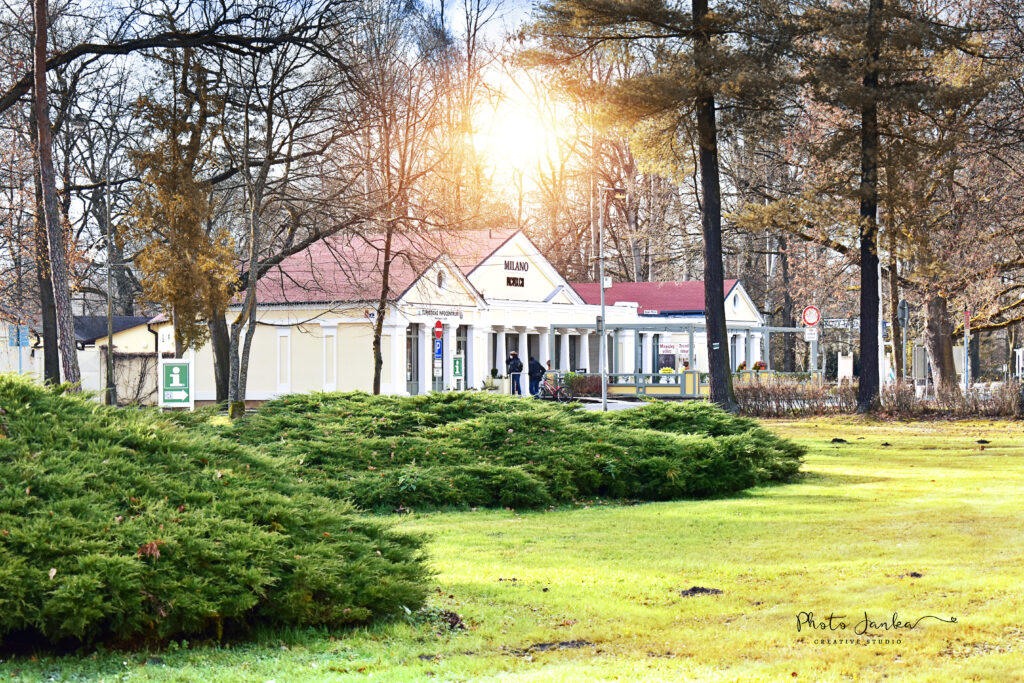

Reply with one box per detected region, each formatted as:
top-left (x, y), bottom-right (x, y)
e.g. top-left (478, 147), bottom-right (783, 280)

top-left (31, 138), bottom-right (60, 384)
top-left (236, 309), bottom-right (258, 401)
top-left (32, 0), bottom-right (80, 387)
top-left (693, 0), bottom-right (735, 410)
top-left (889, 235), bottom-right (902, 381)
top-left (856, 0), bottom-right (883, 412)
top-left (372, 225), bottom-right (395, 395)
top-left (923, 294), bottom-right (958, 398)
top-left (228, 193), bottom-right (262, 417)
top-left (208, 307), bottom-right (230, 403)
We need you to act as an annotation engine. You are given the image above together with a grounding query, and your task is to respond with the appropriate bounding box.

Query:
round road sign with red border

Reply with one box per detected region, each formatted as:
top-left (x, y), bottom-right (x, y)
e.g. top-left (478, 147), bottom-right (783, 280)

top-left (802, 305), bottom-right (821, 327)
top-left (434, 320), bottom-right (444, 339)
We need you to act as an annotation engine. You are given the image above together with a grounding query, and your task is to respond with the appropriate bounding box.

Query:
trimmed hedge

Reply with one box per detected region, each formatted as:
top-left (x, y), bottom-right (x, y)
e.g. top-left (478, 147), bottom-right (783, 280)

top-left (0, 376), bottom-right (429, 647)
top-left (207, 392), bottom-right (805, 511)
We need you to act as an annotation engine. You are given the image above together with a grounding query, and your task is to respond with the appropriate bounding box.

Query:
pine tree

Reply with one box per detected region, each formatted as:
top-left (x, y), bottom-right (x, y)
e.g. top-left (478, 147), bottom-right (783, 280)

top-left (530, 0), bottom-right (792, 409)
top-left (793, 0), bottom-right (989, 409)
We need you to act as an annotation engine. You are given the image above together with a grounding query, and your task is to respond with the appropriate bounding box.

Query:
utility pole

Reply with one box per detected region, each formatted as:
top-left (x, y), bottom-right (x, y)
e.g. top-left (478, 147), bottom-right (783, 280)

top-left (599, 189), bottom-right (607, 412)
top-left (597, 186), bottom-right (625, 412)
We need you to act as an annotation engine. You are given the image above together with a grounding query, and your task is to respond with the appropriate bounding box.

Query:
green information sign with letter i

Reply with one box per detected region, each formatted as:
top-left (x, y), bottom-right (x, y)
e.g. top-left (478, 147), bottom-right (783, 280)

top-left (453, 355), bottom-right (464, 378)
top-left (159, 358), bottom-right (194, 410)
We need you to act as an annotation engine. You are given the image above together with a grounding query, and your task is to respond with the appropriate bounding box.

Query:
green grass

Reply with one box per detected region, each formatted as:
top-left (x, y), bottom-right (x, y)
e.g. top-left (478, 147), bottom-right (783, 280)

top-left (2, 416), bottom-right (1022, 681)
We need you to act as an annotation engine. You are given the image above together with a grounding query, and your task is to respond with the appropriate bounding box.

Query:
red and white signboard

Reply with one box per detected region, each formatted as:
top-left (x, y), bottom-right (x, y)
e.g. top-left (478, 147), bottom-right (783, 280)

top-left (802, 305), bottom-right (821, 327)
top-left (434, 320), bottom-right (444, 339)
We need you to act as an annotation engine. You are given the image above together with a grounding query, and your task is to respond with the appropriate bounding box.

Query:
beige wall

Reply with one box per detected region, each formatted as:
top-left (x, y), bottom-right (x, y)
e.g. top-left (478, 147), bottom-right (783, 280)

top-left (338, 323), bottom-right (377, 391)
top-left (95, 324), bottom-right (158, 354)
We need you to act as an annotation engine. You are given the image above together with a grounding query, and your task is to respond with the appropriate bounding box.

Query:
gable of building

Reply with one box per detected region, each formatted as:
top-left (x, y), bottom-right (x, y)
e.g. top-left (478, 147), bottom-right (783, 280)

top-left (723, 282), bottom-right (764, 325)
top-left (467, 232), bottom-right (585, 304)
top-left (398, 255), bottom-right (483, 309)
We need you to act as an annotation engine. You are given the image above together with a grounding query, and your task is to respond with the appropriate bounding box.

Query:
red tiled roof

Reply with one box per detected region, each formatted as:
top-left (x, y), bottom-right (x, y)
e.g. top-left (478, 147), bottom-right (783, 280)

top-left (253, 229), bottom-right (518, 305)
top-left (570, 280), bottom-right (739, 315)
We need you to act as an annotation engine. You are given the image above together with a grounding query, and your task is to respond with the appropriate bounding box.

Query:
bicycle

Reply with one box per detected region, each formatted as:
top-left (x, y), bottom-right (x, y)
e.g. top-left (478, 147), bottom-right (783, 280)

top-left (537, 372), bottom-right (573, 403)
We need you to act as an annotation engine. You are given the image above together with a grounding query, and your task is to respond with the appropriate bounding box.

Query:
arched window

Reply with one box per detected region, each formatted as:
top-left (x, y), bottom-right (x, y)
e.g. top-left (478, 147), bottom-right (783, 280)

top-left (437, 270), bottom-right (446, 288)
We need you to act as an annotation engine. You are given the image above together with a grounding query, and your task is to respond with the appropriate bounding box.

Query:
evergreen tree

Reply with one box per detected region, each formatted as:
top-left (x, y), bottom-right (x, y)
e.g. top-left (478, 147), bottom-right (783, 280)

top-left (793, 0), bottom-right (988, 409)
top-left (530, 0), bottom-right (791, 409)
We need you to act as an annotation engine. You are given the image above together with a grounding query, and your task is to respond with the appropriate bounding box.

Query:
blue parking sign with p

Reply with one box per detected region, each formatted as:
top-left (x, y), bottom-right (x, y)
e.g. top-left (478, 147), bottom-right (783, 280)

top-left (433, 338), bottom-right (443, 359)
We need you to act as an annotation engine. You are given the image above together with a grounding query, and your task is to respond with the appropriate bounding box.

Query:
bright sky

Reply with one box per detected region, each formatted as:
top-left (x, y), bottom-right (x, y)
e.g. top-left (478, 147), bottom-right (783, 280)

top-left (473, 71), bottom-right (567, 176)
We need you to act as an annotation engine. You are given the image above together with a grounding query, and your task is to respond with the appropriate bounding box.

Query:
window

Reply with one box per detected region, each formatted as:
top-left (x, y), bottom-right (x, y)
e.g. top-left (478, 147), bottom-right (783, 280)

top-left (277, 328), bottom-right (291, 393)
top-left (437, 270), bottom-right (446, 288)
top-left (323, 327), bottom-right (337, 392)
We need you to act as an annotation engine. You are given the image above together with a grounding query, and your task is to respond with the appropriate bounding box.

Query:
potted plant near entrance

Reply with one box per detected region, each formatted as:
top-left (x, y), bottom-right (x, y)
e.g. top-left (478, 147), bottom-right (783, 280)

top-left (483, 367), bottom-right (501, 392)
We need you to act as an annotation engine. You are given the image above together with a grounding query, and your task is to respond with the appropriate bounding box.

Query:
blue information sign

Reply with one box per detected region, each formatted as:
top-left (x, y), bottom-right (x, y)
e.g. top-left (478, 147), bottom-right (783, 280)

top-left (433, 338), bottom-right (443, 360)
top-left (7, 325), bottom-right (30, 347)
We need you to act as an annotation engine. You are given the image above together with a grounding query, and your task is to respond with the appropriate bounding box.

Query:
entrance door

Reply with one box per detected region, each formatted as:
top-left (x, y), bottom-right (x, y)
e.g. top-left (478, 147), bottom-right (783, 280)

top-left (406, 324), bottom-right (419, 395)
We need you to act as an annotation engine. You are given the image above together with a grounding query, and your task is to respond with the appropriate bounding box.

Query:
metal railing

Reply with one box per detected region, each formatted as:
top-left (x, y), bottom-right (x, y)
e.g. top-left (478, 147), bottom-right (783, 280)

top-left (560, 369), bottom-right (825, 399)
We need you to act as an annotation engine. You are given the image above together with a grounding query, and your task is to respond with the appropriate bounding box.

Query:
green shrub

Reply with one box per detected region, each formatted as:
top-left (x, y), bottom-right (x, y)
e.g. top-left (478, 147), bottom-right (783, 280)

top-left (211, 392), bottom-right (804, 511)
top-left (0, 375), bottom-right (429, 647)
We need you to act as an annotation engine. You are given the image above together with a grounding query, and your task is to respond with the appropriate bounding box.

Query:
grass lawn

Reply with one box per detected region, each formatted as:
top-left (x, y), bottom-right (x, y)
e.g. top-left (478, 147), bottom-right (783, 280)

top-left (3, 416), bottom-right (1023, 681)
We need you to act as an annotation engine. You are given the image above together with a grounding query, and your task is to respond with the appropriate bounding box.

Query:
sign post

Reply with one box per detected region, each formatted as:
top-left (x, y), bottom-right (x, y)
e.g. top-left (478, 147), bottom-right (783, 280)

top-left (802, 306), bottom-right (820, 377)
top-left (159, 358), bottom-right (194, 410)
top-left (964, 309), bottom-right (971, 393)
top-left (7, 324), bottom-right (29, 374)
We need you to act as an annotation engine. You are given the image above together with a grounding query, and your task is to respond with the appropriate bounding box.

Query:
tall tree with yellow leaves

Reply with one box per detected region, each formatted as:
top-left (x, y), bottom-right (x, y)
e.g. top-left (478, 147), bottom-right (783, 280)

top-left (126, 48), bottom-right (234, 357)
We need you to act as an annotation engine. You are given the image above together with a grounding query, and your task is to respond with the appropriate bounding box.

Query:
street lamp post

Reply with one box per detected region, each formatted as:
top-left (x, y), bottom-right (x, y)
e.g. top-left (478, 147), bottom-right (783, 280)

top-left (597, 186), bottom-right (625, 412)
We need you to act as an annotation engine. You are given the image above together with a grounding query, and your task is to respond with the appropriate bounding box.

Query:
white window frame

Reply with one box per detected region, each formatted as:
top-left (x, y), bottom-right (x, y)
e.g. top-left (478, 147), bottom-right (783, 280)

top-left (277, 327), bottom-right (292, 394)
top-left (322, 325), bottom-right (337, 392)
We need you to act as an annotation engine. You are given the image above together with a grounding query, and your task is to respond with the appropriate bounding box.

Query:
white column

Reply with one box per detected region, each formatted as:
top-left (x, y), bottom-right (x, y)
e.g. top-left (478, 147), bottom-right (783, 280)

top-left (559, 330), bottom-right (571, 371)
top-left (642, 332), bottom-right (654, 373)
top-left (578, 331), bottom-right (591, 373)
top-left (467, 325), bottom-right (484, 389)
top-left (442, 323), bottom-right (454, 391)
top-left (418, 324), bottom-right (430, 394)
top-left (518, 328), bottom-right (529, 387)
top-left (621, 330), bottom-right (637, 374)
top-left (388, 324), bottom-right (407, 394)
top-left (495, 327), bottom-right (506, 379)
top-left (539, 328), bottom-right (551, 367)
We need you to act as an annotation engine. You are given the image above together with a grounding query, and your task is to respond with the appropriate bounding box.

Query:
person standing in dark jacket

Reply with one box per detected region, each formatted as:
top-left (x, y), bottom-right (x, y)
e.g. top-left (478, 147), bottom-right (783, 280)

top-left (528, 356), bottom-right (545, 396)
top-left (506, 350), bottom-right (523, 395)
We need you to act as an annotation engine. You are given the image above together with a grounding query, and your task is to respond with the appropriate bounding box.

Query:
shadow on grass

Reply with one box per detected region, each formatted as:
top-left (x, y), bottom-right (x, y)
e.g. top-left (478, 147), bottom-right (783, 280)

top-left (798, 471), bottom-right (890, 487)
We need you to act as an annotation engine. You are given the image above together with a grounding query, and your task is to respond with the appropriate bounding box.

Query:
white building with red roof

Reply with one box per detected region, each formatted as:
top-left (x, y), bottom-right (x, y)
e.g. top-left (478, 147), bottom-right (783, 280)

top-left (185, 228), bottom-right (764, 402)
